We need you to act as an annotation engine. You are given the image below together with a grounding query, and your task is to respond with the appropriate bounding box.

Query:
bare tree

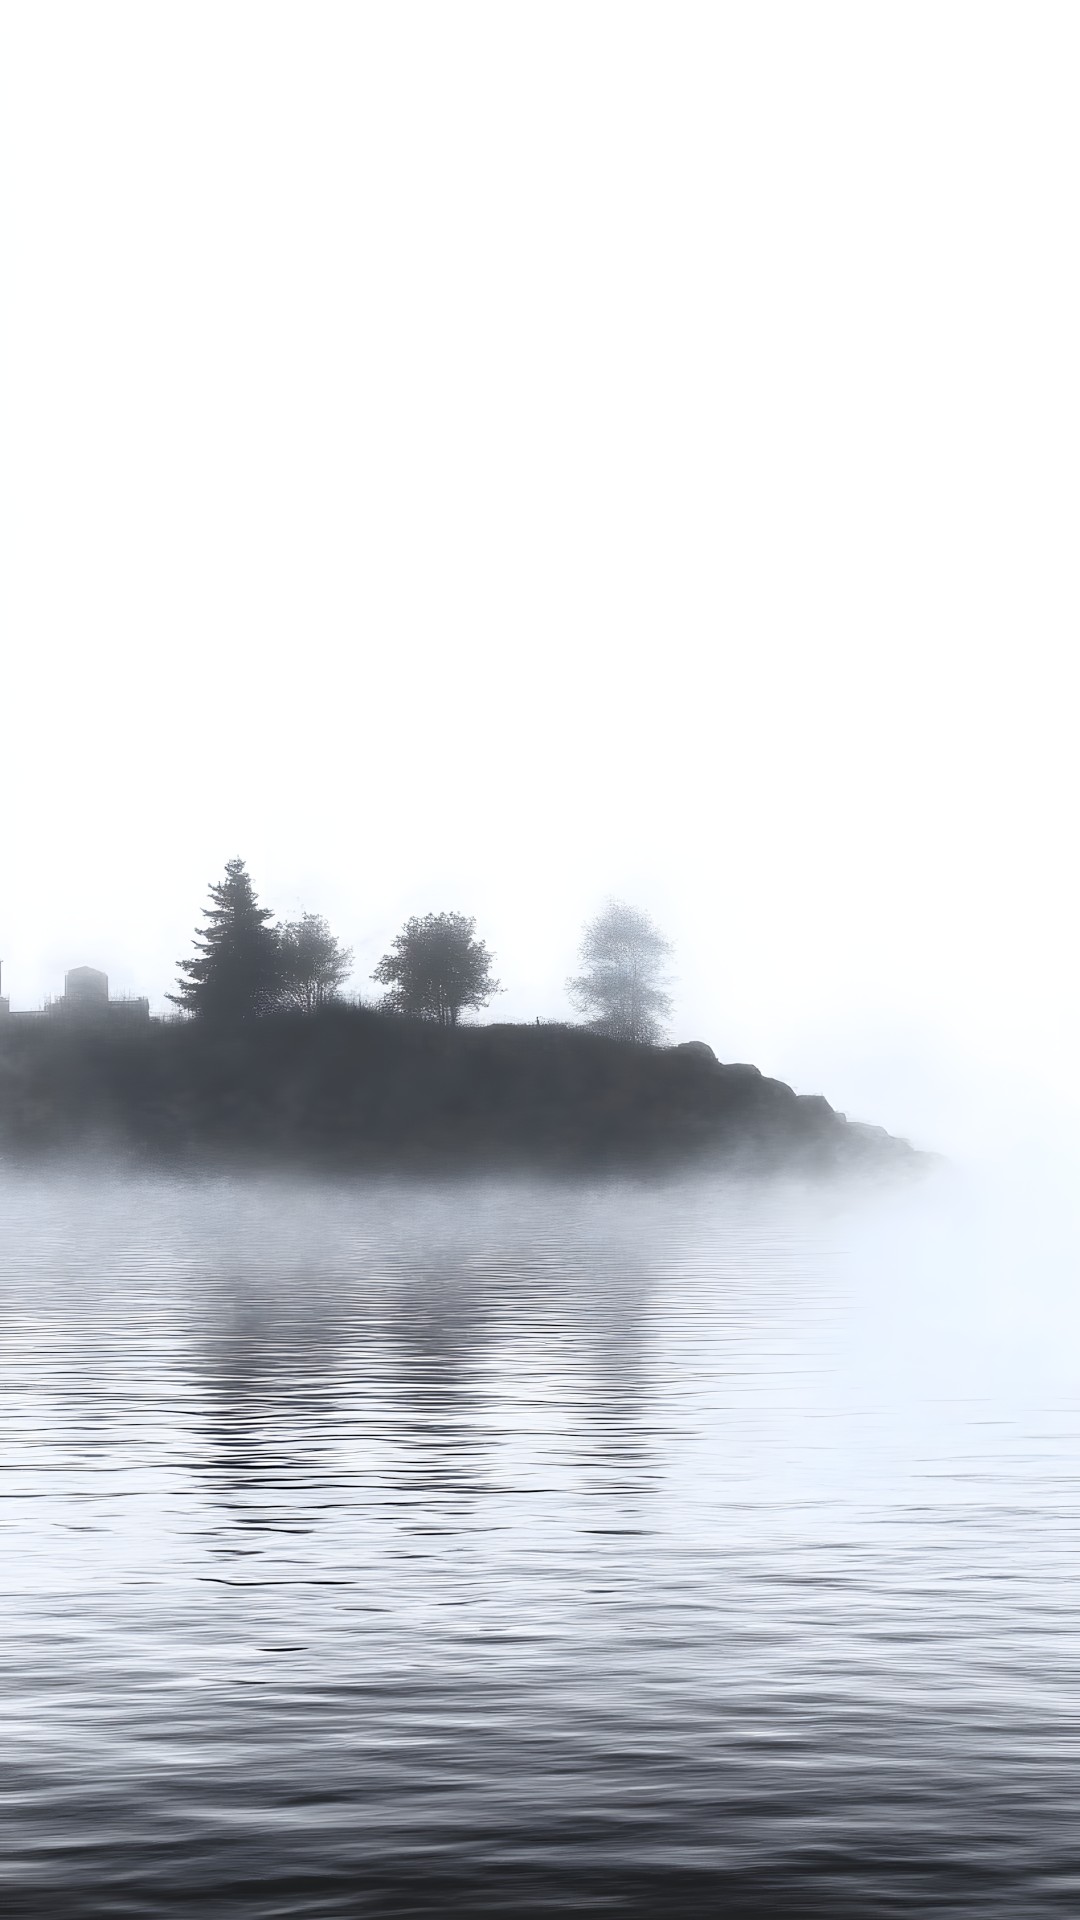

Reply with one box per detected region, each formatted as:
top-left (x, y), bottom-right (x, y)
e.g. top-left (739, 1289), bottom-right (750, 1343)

top-left (567, 901), bottom-right (673, 1044)
top-left (372, 912), bottom-right (501, 1026)
top-left (274, 913), bottom-right (353, 1012)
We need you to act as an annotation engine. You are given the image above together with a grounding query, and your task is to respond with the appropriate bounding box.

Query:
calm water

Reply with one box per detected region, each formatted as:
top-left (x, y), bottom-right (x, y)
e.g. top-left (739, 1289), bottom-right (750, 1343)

top-left (2, 1164), bottom-right (1079, 1917)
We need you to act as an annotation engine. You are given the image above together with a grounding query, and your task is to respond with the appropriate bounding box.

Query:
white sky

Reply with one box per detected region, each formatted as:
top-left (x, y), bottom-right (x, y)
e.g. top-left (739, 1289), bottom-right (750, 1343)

top-left (2, 3), bottom-right (1078, 1155)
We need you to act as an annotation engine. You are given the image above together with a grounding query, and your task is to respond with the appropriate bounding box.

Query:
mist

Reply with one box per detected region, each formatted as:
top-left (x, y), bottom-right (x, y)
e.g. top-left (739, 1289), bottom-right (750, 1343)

top-left (3, 5), bottom-right (1078, 1914)
top-left (4, 3), bottom-right (1078, 1165)
top-left (4, 1156), bottom-right (1080, 1914)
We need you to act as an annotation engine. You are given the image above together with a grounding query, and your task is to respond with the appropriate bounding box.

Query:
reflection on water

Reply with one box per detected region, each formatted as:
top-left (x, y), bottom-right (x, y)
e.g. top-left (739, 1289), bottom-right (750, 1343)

top-left (1, 1166), bottom-right (1079, 1916)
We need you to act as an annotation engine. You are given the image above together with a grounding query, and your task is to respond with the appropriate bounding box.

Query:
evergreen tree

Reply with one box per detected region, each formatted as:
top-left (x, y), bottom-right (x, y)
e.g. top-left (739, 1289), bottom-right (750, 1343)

top-left (567, 901), bottom-right (673, 1044)
top-left (169, 858), bottom-right (279, 1020)
top-left (372, 912), bottom-right (501, 1025)
top-left (273, 913), bottom-right (353, 1012)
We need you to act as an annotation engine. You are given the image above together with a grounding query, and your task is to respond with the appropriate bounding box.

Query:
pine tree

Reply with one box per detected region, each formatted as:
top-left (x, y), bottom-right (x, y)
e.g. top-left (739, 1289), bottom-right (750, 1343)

top-left (169, 858), bottom-right (279, 1020)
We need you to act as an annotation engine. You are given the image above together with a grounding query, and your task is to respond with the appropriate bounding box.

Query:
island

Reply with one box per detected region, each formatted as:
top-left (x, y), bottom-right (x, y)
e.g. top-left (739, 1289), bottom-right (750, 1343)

top-left (0, 867), bottom-right (928, 1175)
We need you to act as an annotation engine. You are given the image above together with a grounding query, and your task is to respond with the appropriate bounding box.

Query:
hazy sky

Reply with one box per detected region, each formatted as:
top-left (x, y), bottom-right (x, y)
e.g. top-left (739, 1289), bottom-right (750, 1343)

top-left (3, 4), bottom-right (1078, 1153)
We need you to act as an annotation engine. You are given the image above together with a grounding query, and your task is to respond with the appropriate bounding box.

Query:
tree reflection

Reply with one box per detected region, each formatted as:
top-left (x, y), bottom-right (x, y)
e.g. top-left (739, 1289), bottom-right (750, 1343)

top-left (182, 1184), bottom-right (666, 1540)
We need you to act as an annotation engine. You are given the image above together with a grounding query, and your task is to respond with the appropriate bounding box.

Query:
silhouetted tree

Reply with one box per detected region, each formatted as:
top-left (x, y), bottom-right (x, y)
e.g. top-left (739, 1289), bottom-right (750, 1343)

top-left (567, 901), bottom-right (673, 1043)
top-left (372, 912), bottom-right (501, 1026)
top-left (273, 913), bottom-right (353, 1012)
top-left (169, 858), bottom-right (279, 1020)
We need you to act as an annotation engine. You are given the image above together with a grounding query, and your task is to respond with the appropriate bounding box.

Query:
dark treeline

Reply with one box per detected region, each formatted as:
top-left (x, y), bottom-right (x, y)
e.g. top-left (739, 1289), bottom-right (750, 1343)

top-left (0, 861), bottom-right (923, 1174)
top-left (167, 859), bottom-right (506, 1028)
top-left (168, 858), bottom-right (662, 1038)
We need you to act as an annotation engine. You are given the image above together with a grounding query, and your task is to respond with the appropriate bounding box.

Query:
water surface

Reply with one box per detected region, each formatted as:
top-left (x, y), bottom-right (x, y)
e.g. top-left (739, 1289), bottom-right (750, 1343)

top-left (2, 1166), bottom-right (1078, 1915)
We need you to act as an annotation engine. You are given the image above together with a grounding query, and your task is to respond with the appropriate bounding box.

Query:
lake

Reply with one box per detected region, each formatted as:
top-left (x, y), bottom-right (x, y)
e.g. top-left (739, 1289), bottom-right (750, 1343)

top-left (2, 1163), bottom-right (1078, 1916)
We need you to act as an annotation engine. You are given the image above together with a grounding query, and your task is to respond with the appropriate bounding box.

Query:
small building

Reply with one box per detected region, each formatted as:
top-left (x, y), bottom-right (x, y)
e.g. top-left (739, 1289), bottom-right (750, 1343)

top-left (53, 966), bottom-right (149, 1022)
top-left (0, 964), bottom-right (150, 1024)
top-left (62, 966), bottom-right (110, 1014)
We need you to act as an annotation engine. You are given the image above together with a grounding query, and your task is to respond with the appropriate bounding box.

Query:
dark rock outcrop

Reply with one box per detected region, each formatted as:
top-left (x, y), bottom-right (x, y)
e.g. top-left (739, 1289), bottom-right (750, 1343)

top-left (674, 1040), bottom-right (721, 1067)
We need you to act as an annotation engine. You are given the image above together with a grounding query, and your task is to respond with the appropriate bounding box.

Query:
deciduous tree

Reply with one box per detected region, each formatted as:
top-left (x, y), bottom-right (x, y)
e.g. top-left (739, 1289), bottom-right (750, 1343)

top-left (567, 901), bottom-right (672, 1044)
top-left (273, 913), bottom-right (353, 1012)
top-left (372, 912), bottom-right (501, 1026)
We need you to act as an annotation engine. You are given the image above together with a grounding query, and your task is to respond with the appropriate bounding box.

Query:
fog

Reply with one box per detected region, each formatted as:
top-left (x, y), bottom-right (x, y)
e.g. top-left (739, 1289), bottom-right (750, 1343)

top-left (5, 1158), bottom-right (1080, 1913)
top-left (3, 3), bottom-right (1078, 1163)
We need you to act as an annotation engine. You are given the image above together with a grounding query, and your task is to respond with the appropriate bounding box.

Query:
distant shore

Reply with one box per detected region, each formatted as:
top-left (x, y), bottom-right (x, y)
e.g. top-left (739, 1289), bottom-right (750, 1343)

top-left (0, 1007), bottom-right (926, 1176)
